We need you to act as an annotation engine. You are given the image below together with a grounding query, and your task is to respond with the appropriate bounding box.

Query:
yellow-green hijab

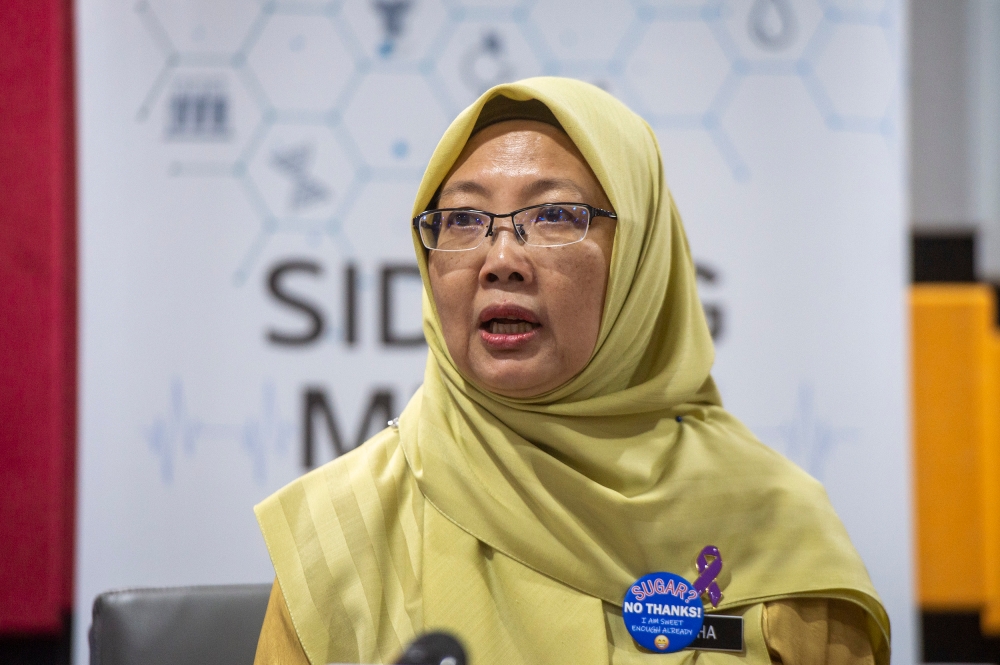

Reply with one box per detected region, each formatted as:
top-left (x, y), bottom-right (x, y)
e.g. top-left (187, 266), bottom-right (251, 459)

top-left (256, 76), bottom-right (889, 665)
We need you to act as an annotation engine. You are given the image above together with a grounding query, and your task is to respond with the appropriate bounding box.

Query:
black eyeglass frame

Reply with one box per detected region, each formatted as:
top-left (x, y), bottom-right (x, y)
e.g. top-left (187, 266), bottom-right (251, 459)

top-left (412, 202), bottom-right (618, 251)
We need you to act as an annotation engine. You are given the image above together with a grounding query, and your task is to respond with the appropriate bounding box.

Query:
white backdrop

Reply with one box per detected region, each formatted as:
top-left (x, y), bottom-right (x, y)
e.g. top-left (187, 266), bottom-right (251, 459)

top-left (76, 0), bottom-right (912, 662)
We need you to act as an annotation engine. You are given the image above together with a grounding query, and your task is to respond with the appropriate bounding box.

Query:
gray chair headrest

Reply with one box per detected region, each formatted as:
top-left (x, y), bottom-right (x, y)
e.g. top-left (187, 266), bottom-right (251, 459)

top-left (89, 584), bottom-right (271, 665)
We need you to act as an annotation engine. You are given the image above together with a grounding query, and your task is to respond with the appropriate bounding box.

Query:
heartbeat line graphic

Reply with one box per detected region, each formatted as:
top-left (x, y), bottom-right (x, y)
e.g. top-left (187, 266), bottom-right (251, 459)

top-left (146, 378), bottom-right (295, 485)
top-left (756, 382), bottom-right (858, 481)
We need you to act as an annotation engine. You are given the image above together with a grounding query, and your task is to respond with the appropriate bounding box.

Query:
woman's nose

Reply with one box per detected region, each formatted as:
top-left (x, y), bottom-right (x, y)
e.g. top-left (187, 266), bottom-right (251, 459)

top-left (480, 217), bottom-right (532, 285)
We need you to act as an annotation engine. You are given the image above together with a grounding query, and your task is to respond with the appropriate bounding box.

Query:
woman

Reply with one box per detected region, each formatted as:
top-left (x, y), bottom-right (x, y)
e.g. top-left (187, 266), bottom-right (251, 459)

top-left (253, 77), bottom-right (889, 665)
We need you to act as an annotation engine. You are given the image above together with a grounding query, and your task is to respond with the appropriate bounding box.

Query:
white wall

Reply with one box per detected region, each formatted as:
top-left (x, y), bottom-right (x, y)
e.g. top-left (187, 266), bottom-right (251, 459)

top-left (75, 1), bottom-right (913, 662)
top-left (911, 0), bottom-right (1000, 279)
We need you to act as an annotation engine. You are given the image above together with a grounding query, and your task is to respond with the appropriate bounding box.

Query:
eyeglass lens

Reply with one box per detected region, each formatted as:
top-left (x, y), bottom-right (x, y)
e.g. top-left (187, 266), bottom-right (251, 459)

top-left (417, 204), bottom-right (591, 251)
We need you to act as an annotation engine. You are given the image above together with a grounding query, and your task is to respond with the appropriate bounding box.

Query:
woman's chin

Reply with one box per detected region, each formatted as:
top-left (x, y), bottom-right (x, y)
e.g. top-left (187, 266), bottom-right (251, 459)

top-left (468, 360), bottom-right (562, 399)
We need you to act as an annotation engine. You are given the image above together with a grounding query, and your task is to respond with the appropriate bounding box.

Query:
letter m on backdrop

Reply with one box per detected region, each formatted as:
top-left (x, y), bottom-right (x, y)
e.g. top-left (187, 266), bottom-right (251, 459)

top-left (302, 387), bottom-right (395, 468)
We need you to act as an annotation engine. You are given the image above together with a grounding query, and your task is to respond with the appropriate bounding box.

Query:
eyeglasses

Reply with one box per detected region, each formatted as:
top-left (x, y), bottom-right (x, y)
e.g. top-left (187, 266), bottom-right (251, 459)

top-left (413, 202), bottom-right (617, 251)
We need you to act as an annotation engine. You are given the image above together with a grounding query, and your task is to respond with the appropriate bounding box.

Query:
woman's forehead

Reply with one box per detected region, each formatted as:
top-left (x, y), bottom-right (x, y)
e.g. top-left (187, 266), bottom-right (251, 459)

top-left (459, 119), bottom-right (581, 164)
top-left (439, 120), bottom-right (607, 204)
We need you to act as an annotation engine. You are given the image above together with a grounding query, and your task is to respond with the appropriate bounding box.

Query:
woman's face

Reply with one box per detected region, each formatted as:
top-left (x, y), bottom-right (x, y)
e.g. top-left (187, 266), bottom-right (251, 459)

top-left (428, 120), bottom-right (616, 398)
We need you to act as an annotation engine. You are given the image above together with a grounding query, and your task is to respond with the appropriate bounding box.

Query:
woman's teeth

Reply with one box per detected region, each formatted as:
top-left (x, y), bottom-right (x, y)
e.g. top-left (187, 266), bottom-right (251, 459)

top-left (489, 320), bottom-right (533, 334)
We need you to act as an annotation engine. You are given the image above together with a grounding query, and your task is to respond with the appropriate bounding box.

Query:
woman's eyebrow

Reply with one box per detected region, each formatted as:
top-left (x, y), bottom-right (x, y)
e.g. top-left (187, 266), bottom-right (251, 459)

top-left (438, 180), bottom-right (489, 201)
top-left (519, 177), bottom-right (587, 201)
top-left (438, 177), bottom-right (587, 205)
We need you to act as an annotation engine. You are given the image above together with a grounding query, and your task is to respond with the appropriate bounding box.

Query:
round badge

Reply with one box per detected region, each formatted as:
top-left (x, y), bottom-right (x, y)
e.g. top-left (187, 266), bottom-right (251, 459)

top-left (622, 572), bottom-right (705, 653)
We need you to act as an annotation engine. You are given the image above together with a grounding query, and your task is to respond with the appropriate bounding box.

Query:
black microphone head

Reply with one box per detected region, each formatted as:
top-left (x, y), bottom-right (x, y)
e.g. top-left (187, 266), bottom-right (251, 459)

top-left (394, 631), bottom-right (467, 665)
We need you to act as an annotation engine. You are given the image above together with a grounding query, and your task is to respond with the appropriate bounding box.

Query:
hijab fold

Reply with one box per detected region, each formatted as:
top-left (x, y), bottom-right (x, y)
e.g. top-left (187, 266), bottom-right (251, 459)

top-left (256, 77), bottom-right (889, 665)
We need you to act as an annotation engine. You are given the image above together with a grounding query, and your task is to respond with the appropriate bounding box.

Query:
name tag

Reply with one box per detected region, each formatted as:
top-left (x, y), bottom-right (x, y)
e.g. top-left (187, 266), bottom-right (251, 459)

top-left (685, 614), bottom-right (743, 653)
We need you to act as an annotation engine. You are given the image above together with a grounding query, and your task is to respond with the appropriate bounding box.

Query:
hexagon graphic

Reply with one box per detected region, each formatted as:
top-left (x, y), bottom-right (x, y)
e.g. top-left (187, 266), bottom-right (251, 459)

top-left (434, 21), bottom-right (544, 113)
top-left (130, 3), bottom-right (174, 111)
top-left (340, 180), bottom-right (422, 260)
top-left (811, 24), bottom-right (894, 121)
top-left (144, 0), bottom-right (261, 54)
top-left (343, 73), bottom-right (451, 171)
top-left (718, 0), bottom-right (825, 64)
top-left (719, 74), bottom-right (830, 179)
top-left (341, 0), bottom-right (448, 64)
top-left (823, 0), bottom-right (888, 14)
top-left (450, 0), bottom-right (530, 8)
top-left (528, 0), bottom-right (635, 64)
top-left (624, 21), bottom-right (731, 120)
top-left (246, 123), bottom-right (357, 223)
top-left (655, 128), bottom-right (739, 196)
top-left (246, 13), bottom-right (356, 112)
top-left (635, 0), bottom-right (705, 7)
top-left (565, 73), bottom-right (626, 100)
top-left (139, 66), bottom-right (264, 163)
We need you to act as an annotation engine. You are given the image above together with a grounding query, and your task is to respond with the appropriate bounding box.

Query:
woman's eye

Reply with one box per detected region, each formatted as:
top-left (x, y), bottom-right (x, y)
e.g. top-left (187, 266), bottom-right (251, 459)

top-left (445, 212), bottom-right (480, 227)
top-left (535, 207), bottom-right (577, 224)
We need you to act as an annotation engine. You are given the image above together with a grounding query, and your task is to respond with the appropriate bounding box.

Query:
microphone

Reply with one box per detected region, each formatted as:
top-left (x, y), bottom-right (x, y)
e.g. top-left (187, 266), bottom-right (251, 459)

top-left (394, 631), bottom-right (468, 665)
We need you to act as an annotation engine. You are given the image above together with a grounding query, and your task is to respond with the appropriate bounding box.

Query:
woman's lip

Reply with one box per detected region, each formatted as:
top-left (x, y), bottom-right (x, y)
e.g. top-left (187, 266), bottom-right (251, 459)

top-left (477, 304), bottom-right (541, 350)
top-left (479, 326), bottom-right (539, 350)
top-left (478, 304), bottom-right (540, 325)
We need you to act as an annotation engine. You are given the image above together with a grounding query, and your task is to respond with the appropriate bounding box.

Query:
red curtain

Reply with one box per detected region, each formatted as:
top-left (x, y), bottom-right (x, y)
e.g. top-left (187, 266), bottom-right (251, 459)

top-left (0, 0), bottom-right (77, 633)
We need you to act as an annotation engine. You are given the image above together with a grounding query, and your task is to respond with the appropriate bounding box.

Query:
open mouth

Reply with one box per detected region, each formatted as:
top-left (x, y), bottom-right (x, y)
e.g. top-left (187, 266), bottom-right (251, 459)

top-left (478, 305), bottom-right (541, 344)
top-left (483, 318), bottom-right (538, 335)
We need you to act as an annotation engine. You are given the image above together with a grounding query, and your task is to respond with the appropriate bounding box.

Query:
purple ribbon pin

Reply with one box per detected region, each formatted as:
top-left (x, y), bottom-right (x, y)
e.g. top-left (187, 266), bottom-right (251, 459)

top-left (693, 545), bottom-right (723, 607)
